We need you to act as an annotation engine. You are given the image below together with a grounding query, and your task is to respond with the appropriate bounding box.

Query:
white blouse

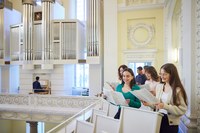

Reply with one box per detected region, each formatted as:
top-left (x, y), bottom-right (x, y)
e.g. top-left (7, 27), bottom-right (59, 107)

top-left (159, 88), bottom-right (172, 114)
top-left (145, 80), bottom-right (159, 92)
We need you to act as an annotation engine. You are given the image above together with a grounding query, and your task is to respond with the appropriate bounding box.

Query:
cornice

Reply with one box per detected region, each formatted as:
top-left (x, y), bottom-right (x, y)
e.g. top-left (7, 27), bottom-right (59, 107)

top-left (118, 3), bottom-right (164, 12)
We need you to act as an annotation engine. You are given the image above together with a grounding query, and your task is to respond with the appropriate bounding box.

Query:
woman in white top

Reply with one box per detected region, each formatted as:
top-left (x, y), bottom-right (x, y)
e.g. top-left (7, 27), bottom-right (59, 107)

top-left (144, 66), bottom-right (160, 96)
top-left (143, 63), bottom-right (188, 133)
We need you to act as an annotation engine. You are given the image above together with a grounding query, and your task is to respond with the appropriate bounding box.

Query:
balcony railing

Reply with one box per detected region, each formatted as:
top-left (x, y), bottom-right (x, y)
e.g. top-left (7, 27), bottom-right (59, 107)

top-left (0, 94), bottom-right (100, 123)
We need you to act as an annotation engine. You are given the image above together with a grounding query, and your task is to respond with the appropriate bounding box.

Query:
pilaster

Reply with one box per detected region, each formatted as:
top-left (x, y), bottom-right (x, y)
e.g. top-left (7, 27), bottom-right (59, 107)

top-left (180, 0), bottom-right (198, 132)
top-left (196, 0), bottom-right (200, 132)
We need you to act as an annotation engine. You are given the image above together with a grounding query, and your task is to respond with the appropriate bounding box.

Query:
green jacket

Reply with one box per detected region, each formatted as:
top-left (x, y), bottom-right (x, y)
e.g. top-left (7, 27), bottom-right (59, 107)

top-left (116, 84), bottom-right (141, 108)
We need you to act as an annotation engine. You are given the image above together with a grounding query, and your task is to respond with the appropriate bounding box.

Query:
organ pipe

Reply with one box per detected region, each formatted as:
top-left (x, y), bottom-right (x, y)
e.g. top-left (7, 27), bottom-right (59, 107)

top-left (22, 0), bottom-right (34, 60)
top-left (86, 0), bottom-right (102, 57)
top-left (41, 0), bottom-right (55, 60)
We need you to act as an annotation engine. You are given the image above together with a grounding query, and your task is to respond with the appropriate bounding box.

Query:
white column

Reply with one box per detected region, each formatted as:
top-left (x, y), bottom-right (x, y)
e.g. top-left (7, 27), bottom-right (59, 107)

top-left (103, 0), bottom-right (118, 83)
top-left (163, 0), bottom-right (176, 63)
top-left (62, 0), bottom-right (76, 19)
top-left (195, 0), bottom-right (200, 132)
top-left (180, 0), bottom-right (197, 132)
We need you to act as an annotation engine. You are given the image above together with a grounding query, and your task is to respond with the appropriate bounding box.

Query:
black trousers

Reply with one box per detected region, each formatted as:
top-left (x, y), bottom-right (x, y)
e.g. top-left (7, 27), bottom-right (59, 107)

top-left (114, 108), bottom-right (121, 119)
top-left (160, 114), bottom-right (178, 133)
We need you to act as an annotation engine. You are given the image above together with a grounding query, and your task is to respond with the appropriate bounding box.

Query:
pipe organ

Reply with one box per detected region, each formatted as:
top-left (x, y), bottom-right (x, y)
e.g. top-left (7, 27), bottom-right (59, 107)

top-left (9, 0), bottom-right (103, 64)
top-left (10, 1), bottom-right (85, 63)
top-left (10, 20), bottom-right (85, 62)
top-left (86, 0), bottom-right (103, 57)
top-left (2, 0), bottom-right (104, 96)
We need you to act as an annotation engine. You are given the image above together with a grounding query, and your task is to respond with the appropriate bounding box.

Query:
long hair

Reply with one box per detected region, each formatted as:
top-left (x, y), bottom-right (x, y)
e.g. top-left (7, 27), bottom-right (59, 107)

top-left (121, 68), bottom-right (136, 88)
top-left (118, 65), bottom-right (128, 81)
top-left (160, 63), bottom-right (187, 106)
top-left (145, 66), bottom-right (160, 82)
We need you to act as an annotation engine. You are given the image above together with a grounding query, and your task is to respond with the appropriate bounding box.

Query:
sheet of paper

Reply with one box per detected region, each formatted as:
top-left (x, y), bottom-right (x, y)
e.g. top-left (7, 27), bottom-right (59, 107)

top-left (138, 84), bottom-right (150, 90)
top-left (104, 82), bottom-right (115, 91)
top-left (110, 91), bottom-right (128, 106)
top-left (130, 89), bottom-right (159, 104)
top-left (103, 88), bottom-right (115, 103)
top-left (103, 88), bottom-right (128, 106)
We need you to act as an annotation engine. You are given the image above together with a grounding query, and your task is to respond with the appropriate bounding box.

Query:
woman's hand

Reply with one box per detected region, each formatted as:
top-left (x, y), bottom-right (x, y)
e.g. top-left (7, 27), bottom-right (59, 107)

top-left (110, 85), bottom-right (115, 91)
top-left (141, 101), bottom-right (150, 106)
top-left (155, 102), bottom-right (164, 109)
top-left (150, 90), bottom-right (156, 96)
top-left (126, 99), bottom-right (130, 104)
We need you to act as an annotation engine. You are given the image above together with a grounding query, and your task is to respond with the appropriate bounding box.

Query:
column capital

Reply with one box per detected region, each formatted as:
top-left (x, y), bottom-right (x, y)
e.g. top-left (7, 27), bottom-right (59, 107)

top-left (41, 0), bottom-right (55, 3)
top-left (22, 0), bottom-right (35, 5)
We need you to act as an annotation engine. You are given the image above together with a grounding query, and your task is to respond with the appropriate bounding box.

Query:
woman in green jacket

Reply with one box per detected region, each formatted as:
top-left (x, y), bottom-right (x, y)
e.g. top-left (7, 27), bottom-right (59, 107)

top-left (114, 68), bottom-right (141, 119)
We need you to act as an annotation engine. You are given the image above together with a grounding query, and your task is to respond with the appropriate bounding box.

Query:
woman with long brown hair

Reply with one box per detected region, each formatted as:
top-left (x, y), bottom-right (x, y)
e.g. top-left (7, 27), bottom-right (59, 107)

top-left (144, 66), bottom-right (160, 95)
top-left (143, 63), bottom-right (187, 133)
top-left (114, 68), bottom-right (141, 119)
top-left (118, 64), bottom-right (128, 83)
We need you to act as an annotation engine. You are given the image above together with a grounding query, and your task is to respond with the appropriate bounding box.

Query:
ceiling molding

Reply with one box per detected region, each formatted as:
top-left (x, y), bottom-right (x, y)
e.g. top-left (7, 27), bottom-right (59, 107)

top-left (118, 0), bottom-right (168, 12)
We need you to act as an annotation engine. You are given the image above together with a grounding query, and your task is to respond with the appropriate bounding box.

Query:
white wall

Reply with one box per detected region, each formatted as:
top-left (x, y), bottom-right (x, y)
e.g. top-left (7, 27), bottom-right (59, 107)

top-left (62, 0), bottom-right (76, 19)
top-left (53, 2), bottom-right (65, 19)
top-left (34, 2), bottom-right (65, 19)
top-left (10, 65), bottom-right (19, 93)
top-left (1, 66), bottom-right (10, 93)
top-left (89, 64), bottom-right (102, 96)
top-left (64, 64), bottom-right (75, 95)
top-left (19, 66), bottom-right (35, 94)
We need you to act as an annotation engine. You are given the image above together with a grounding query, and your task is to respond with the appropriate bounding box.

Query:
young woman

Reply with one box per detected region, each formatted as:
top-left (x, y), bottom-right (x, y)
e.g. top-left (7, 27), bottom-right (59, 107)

top-left (114, 68), bottom-right (141, 119)
top-left (145, 66), bottom-right (160, 96)
top-left (106, 64), bottom-right (128, 91)
top-left (117, 64), bottom-right (128, 83)
top-left (143, 63), bottom-right (188, 133)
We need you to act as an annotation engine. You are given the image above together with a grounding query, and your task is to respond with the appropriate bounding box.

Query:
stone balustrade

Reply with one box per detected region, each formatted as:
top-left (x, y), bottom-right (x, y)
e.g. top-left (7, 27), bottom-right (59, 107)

top-left (0, 94), bottom-right (100, 123)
